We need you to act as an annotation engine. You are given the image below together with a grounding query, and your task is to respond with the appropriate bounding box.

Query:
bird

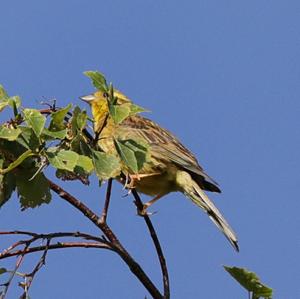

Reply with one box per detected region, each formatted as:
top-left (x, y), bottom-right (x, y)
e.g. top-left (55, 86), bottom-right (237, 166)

top-left (81, 90), bottom-right (239, 251)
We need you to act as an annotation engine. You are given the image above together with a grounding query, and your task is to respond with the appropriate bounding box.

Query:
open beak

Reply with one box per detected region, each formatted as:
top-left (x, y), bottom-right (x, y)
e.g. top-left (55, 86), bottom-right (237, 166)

top-left (79, 94), bottom-right (95, 102)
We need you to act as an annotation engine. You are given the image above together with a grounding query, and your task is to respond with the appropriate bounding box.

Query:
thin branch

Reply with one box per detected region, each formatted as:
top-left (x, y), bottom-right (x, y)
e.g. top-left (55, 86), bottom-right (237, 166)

top-left (48, 179), bottom-right (120, 244)
top-left (100, 178), bottom-right (113, 223)
top-left (48, 179), bottom-right (163, 299)
top-left (132, 189), bottom-right (170, 299)
top-left (0, 231), bottom-right (38, 236)
top-left (0, 231), bottom-right (109, 243)
top-left (20, 239), bottom-right (51, 298)
top-left (1, 240), bottom-right (31, 258)
top-left (0, 231), bottom-right (109, 258)
top-left (0, 232), bottom-right (112, 297)
top-left (0, 242), bottom-right (30, 299)
top-left (0, 242), bottom-right (112, 260)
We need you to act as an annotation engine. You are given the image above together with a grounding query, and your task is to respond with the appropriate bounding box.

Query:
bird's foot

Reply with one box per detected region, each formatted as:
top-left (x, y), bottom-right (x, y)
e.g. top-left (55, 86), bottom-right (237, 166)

top-left (137, 204), bottom-right (157, 217)
top-left (123, 174), bottom-right (139, 190)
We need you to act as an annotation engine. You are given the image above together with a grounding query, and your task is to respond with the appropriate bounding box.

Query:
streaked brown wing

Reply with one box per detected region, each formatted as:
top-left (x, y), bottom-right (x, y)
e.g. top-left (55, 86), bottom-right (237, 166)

top-left (121, 115), bottom-right (220, 192)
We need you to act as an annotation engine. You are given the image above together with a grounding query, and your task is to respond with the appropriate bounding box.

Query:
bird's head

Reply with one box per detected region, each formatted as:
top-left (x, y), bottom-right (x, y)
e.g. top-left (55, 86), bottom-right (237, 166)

top-left (80, 90), bottom-right (131, 105)
top-left (80, 90), bottom-right (131, 132)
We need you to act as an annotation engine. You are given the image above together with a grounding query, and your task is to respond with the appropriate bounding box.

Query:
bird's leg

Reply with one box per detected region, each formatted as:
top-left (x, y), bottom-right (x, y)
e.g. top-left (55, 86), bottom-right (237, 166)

top-left (122, 173), bottom-right (130, 190)
top-left (138, 193), bottom-right (164, 216)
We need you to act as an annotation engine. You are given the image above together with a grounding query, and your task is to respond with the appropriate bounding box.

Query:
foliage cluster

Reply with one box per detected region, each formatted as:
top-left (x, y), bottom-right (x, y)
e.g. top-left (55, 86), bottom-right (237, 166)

top-left (0, 71), bottom-right (148, 210)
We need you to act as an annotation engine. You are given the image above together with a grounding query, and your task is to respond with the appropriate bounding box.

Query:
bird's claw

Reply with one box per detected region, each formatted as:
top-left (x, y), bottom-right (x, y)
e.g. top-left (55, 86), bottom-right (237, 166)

top-left (123, 174), bottom-right (138, 190)
top-left (137, 205), bottom-right (157, 217)
top-left (122, 188), bottom-right (132, 198)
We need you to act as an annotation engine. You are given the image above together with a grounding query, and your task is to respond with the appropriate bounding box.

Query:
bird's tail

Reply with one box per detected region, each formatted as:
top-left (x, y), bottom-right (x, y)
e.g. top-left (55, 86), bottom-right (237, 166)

top-left (177, 171), bottom-right (239, 251)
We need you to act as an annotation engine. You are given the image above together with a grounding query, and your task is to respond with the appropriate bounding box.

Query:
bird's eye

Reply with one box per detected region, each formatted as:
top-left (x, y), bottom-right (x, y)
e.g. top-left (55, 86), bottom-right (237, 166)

top-left (103, 92), bottom-right (108, 98)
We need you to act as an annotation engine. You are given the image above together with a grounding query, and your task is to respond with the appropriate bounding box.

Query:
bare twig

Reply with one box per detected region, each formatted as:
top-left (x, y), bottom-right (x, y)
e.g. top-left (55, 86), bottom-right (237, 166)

top-left (0, 231), bottom-right (109, 258)
top-left (0, 242), bottom-right (112, 260)
top-left (0, 231), bottom-right (38, 237)
top-left (132, 189), bottom-right (170, 299)
top-left (0, 242), bottom-right (30, 299)
top-left (0, 231), bottom-right (113, 298)
top-left (0, 231), bottom-right (109, 242)
top-left (20, 239), bottom-right (51, 298)
top-left (100, 178), bottom-right (113, 223)
top-left (48, 179), bottom-right (163, 299)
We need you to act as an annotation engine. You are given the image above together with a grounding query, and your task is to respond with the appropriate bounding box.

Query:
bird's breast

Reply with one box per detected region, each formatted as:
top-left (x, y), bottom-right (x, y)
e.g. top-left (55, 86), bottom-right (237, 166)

top-left (133, 162), bottom-right (179, 197)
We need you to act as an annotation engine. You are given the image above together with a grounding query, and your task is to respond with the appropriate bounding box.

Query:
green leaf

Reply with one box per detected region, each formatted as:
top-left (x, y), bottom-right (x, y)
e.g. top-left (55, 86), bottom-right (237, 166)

top-left (0, 268), bottom-right (7, 275)
top-left (57, 154), bottom-right (94, 185)
top-left (79, 139), bottom-right (93, 156)
top-left (0, 159), bottom-right (16, 208)
top-left (114, 139), bottom-right (149, 173)
top-left (71, 106), bottom-right (88, 133)
top-left (0, 125), bottom-right (22, 141)
top-left (84, 71), bottom-right (108, 92)
top-left (0, 86), bottom-right (9, 112)
top-left (0, 100), bottom-right (9, 112)
top-left (23, 109), bottom-right (46, 137)
top-left (49, 104), bottom-right (72, 131)
top-left (69, 134), bottom-right (83, 153)
top-left (17, 127), bottom-right (41, 150)
top-left (0, 85), bottom-right (8, 100)
top-left (0, 138), bottom-right (29, 164)
top-left (92, 150), bottom-right (121, 180)
top-left (0, 172), bottom-right (16, 208)
top-left (224, 266), bottom-right (273, 298)
top-left (0, 149), bottom-right (34, 175)
top-left (108, 83), bottom-right (118, 104)
top-left (76, 155), bottom-right (94, 173)
top-left (16, 171), bottom-right (51, 209)
top-left (8, 95), bottom-right (21, 109)
top-left (0, 86), bottom-right (20, 113)
top-left (42, 128), bottom-right (67, 140)
top-left (70, 135), bottom-right (93, 156)
top-left (108, 102), bottom-right (131, 124)
top-left (129, 103), bottom-right (148, 115)
top-left (76, 110), bottom-right (88, 131)
top-left (46, 148), bottom-right (79, 171)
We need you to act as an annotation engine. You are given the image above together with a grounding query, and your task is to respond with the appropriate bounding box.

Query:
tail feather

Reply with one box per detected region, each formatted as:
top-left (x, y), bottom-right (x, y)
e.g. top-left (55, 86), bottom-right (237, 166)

top-left (190, 183), bottom-right (239, 251)
top-left (176, 170), bottom-right (239, 251)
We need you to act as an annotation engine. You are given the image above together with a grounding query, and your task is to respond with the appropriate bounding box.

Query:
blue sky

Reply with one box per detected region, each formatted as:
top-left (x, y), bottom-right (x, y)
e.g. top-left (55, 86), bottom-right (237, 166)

top-left (1, 1), bottom-right (299, 298)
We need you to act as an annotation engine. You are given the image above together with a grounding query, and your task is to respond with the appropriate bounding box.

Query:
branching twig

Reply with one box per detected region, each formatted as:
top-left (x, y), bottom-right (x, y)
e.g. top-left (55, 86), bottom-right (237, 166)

top-left (48, 179), bottom-right (163, 299)
top-left (0, 230), bottom-right (109, 242)
top-left (0, 231), bottom-right (113, 298)
top-left (0, 242), bottom-right (30, 299)
top-left (0, 242), bottom-right (112, 260)
top-left (132, 189), bottom-right (170, 299)
top-left (0, 231), bottom-right (109, 258)
top-left (20, 238), bottom-right (51, 298)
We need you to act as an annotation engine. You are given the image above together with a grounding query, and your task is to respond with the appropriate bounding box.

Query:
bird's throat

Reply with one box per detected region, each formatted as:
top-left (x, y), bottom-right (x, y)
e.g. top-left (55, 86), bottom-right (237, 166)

top-left (91, 101), bottom-right (109, 134)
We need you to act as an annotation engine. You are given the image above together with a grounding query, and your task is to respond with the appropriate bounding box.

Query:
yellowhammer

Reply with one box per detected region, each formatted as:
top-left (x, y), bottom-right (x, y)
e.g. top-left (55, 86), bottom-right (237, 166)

top-left (81, 90), bottom-right (239, 251)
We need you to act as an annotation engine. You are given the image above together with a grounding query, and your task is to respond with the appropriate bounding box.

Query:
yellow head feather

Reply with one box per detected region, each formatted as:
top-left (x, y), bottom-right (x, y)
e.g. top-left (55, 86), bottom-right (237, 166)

top-left (81, 89), bottom-right (131, 133)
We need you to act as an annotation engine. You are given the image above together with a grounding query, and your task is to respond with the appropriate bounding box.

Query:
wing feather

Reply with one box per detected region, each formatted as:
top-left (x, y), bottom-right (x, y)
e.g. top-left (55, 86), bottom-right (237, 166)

top-left (121, 115), bottom-right (220, 192)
